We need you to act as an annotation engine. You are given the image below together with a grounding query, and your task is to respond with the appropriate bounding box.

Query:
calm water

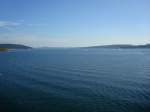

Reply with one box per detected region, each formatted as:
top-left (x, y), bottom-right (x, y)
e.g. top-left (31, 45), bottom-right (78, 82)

top-left (0, 48), bottom-right (150, 112)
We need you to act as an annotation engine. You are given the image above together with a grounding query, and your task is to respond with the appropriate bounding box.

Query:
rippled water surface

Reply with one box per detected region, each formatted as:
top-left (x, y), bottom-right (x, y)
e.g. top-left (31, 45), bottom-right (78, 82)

top-left (0, 48), bottom-right (150, 112)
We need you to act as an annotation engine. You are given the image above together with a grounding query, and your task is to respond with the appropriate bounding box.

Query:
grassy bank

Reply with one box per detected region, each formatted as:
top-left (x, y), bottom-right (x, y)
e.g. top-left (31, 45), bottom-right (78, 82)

top-left (0, 48), bottom-right (8, 52)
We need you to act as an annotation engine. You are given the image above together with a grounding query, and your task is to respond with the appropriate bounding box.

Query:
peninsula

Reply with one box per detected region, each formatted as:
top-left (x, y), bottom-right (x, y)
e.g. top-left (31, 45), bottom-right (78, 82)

top-left (0, 44), bottom-right (32, 52)
top-left (86, 44), bottom-right (150, 49)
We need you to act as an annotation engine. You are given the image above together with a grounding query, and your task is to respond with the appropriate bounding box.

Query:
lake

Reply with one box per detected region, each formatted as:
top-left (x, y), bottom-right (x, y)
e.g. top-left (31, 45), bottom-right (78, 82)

top-left (0, 48), bottom-right (150, 112)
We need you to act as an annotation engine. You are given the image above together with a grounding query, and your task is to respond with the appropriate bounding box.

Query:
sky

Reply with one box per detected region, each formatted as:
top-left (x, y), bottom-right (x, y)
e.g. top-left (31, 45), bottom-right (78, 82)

top-left (0, 0), bottom-right (150, 47)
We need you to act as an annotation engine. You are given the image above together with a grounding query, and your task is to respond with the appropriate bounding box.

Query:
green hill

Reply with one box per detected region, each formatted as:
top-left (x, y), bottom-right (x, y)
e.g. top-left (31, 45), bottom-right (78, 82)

top-left (86, 44), bottom-right (150, 49)
top-left (0, 44), bottom-right (32, 49)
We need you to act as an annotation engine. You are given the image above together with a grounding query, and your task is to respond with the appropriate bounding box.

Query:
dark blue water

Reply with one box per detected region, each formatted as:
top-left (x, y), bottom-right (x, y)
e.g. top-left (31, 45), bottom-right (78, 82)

top-left (0, 48), bottom-right (150, 112)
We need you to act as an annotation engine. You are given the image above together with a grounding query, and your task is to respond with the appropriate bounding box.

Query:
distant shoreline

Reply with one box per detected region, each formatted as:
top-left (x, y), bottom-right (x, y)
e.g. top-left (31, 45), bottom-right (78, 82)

top-left (0, 44), bottom-right (32, 52)
top-left (0, 44), bottom-right (32, 53)
top-left (85, 44), bottom-right (150, 49)
top-left (0, 48), bottom-right (8, 52)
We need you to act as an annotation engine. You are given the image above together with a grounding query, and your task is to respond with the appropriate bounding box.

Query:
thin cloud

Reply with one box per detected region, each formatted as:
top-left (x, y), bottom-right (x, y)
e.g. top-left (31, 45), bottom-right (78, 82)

top-left (0, 21), bottom-right (20, 28)
top-left (27, 23), bottom-right (48, 26)
top-left (0, 20), bottom-right (48, 29)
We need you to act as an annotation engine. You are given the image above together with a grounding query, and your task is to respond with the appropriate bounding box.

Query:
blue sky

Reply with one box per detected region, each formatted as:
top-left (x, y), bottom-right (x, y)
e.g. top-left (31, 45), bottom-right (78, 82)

top-left (0, 0), bottom-right (150, 47)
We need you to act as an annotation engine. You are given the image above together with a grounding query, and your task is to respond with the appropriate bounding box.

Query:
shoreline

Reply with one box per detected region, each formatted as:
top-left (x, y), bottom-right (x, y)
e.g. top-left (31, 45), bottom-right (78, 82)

top-left (0, 48), bottom-right (8, 52)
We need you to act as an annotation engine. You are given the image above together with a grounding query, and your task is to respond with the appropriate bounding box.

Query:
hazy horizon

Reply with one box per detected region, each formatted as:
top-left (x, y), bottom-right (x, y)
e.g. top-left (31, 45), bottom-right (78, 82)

top-left (0, 0), bottom-right (150, 47)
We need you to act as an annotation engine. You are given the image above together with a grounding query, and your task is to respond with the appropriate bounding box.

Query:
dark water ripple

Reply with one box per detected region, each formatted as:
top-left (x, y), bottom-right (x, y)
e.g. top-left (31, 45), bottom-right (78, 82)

top-left (0, 49), bottom-right (150, 112)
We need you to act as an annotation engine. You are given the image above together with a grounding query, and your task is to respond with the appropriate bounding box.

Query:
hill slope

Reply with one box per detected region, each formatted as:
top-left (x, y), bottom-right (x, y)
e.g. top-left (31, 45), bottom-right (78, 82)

top-left (0, 44), bottom-right (32, 49)
top-left (86, 44), bottom-right (150, 49)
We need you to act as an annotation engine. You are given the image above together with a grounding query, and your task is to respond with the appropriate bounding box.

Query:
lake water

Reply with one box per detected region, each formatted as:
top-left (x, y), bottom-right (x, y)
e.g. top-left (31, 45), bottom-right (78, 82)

top-left (0, 48), bottom-right (150, 112)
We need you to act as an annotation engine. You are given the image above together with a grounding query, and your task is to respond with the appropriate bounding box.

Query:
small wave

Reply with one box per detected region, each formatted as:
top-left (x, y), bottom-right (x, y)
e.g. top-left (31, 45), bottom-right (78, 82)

top-left (0, 72), bottom-right (3, 76)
